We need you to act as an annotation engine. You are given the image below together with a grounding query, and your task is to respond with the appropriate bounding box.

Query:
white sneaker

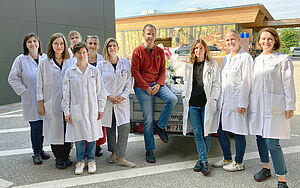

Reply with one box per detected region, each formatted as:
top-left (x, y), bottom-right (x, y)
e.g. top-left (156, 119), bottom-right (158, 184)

top-left (223, 161), bottom-right (245, 172)
top-left (212, 159), bottom-right (232, 167)
top-left (75, 162), bottom-right (85, 175)
top-left (88, 161), bottom-right (96, 174)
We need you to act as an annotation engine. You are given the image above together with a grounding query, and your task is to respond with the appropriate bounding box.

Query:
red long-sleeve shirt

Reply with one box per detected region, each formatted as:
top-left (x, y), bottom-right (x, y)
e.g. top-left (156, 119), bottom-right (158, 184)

top-left (131, 45), bottom-right (165, 90)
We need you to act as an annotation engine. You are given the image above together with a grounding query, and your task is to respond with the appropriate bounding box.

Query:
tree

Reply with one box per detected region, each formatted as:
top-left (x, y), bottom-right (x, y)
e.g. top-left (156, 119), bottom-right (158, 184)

top-left (278, 28), bottom-right (300, 54)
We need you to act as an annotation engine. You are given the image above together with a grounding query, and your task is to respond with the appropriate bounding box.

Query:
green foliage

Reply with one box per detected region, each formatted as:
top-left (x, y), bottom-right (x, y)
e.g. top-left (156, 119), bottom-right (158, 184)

top-left (278, 28), bottom-right (300, 54)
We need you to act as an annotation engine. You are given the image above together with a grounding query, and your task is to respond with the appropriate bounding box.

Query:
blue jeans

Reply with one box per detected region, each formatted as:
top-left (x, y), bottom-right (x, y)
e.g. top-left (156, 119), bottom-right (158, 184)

top-left (217, 122), bottom-right (246, 164)
top-left (189, 106), bottom-right (210, 162)
top-left (256, 136), bottom-right (287, 176)
top-left (75, 140), bottom-right (96, 162)
top-left (134, 84), bottom-right (178, 151)
top-left (29, 120), bottom-right (44, 155)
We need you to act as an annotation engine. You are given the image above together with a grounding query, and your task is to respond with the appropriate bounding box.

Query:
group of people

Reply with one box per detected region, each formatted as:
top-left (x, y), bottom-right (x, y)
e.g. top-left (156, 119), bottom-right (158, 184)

top-left (183, 27), bottom-right (295, 188)
top-left (8, 24), bottom-right (295, 188)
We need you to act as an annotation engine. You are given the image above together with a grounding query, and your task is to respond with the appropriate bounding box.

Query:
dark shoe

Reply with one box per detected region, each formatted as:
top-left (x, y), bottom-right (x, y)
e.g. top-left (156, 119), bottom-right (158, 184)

top-left (201, 162), bottom-right (211, 175)
top-left (146, 150), bottom-right (156, 163)
top-left (32, 153), bottom-right (42, 165)
top-left (56, 159), bottom-right (67, 170)
top-left (155, 126), bottom-right (168, 143)
top-left (193, 160), bottom-right (202, 172)
top-left (64, 158), bottom-right (73, 167)
top-left (95, 145), bottom-right (103, 157)
top-left (40, 150), bottom-right (50, 160)
top-left (254, 168), bottom-right (271, 182)
top-left (278, 181), bottom-right (288, 188)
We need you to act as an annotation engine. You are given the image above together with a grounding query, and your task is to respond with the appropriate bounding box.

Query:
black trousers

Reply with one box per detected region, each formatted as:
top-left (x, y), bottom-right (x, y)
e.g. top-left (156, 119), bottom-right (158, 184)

top-left (51, 119), bottom-right (71, 161)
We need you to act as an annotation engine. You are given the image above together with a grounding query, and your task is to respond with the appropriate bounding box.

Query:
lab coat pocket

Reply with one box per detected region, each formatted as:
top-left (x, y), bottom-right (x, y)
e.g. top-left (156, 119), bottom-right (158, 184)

top-left (43, 101), bottom-right (52, 118)
top-left (249, 94), bottom-right (258, 113)
top-left (226, 90), bottom-right (239, 112)
top-left (70, 104), bottom-right (83, 122)
top-left (270, 94), bottom-right (285, 115)
top-left (21, 89), bottom-right (30, 104)
top-left (209, 99), bottom-right (217, 114)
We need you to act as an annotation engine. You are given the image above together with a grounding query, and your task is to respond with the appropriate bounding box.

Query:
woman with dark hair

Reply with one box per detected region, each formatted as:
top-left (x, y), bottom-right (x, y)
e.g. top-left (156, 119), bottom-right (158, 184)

top-left (182, 39), bottom-right (220, 175)
top-left (97, 38), bottom-right (136, 168)
top-left (249, 27), bottom-right (296, 188)
top-left (62, 42), bottom-right (107, 175)
top-left (37, 33), bottom-right (73, 170)
top-left (8, 33), bottom-right (50, 165)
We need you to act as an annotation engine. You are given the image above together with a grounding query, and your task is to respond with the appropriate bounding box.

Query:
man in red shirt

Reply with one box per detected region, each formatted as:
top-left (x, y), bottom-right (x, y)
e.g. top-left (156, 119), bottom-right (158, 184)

top-left (132, 24), bottom-right (178, 163)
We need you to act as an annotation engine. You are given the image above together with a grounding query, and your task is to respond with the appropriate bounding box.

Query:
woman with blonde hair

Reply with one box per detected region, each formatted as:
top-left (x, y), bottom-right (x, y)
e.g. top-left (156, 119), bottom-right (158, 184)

top-left (182, 39), bottom-right (220, 175)
top-left (97, 38), bottom-right (135, 168)
top-left (249, 27), bottom-right (295, 188)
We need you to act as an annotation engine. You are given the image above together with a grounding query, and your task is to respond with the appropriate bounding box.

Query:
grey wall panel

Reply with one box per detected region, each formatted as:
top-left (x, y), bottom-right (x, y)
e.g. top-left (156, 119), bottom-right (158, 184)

top-left (0, 0), bottom-right (115, 105)
top-left (0, 0), bottom-right (35, 21)
top-left (35, 0), bottom-right (104, 28)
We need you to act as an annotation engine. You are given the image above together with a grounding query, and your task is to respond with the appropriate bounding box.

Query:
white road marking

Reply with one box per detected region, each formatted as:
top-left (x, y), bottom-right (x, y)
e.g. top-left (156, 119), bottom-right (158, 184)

top-left (0, 127), bottom-right (30, 134)
top-left (0, 109), bottom-right (22, 116)
top-left (11, 145), bottom-right (300, 188)
top-left (0, 114), bottom-right (23, 118)
top-left (0, 178), bottom-right (14, 188)
top-left (291, 134), bottom-right (300, 138)
top-left (0, 136), bottom-right (146, 157)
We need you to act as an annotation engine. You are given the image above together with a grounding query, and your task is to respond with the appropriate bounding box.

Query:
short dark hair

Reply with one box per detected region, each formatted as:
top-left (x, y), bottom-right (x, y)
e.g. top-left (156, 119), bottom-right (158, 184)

top-left (143, 24), bottom-right (156, 33)
top-left (23, 33), bottom-right (43, 55)
top-left (72, 42), bottom-right (88, 54)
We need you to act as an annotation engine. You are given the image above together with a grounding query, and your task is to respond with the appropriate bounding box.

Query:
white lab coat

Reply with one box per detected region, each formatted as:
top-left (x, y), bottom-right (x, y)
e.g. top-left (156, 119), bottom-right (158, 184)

top-left (37, 58), bottom-right (74, 144)
top-left (8, 54), bottom-right (46, 121)
top-left (182, 59), bottom-right (220, 136)
top-left (218, 48), bottom-right (252, 135)
top-left (248, 52), bottom-right (296, 139)
top-left (97, 58), bottom-right (133, 127)
top-left (61, 64), bottom-right (107, 142)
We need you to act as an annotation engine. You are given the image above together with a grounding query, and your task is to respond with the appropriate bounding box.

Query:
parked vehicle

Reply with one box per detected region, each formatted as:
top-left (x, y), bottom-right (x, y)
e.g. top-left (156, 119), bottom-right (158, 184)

top-left (293, 47), bottom-right (300, 57)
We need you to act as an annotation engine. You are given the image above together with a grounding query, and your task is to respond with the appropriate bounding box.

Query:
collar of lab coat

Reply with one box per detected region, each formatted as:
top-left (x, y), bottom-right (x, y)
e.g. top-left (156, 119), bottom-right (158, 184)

top-left (70, 63), bottom-right (91, 74)
top-left (24, 54), bottom-right (45, 65)
top-left (256, 51), bottom-right (280, 61)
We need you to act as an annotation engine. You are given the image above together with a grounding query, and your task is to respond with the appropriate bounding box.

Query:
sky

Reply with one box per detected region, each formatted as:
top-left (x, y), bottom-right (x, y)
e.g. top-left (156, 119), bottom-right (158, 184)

top-left (115, 0), bottom-right (300, 20)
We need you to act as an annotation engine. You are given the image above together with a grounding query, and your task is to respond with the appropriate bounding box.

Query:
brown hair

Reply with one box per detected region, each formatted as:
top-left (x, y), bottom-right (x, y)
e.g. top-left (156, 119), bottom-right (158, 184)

top-left (189, 39), bottom-right (211, 64)
top-left (46, 33), bottom-right (70, 61)
top-left (72, 42), bottom-right (88, 54)
top-left (102, 38), bottom-right (119, 61)
top-left (257, 27), bottom-right (281, 51)
top-left (23, 33), bottom-right (43, 55)
top-left (143, 24), bottom-right (157, 33)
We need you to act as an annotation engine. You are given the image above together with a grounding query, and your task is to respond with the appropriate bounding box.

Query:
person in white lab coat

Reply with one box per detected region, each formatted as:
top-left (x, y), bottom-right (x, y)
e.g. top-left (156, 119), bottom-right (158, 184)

top-left (213, 30), bottom-right (252, 172)
top-left (97, 38), bottom-right (136, 168)
top-left (37, 33), bottom-right (73, 170)
top-left (8, 33), bottom-right (50, 165)
top-left (182, 39), bottom-right (220, 175)
top-left (67, 30), bottom-right (82, 62)
top-left (85, 34), bottom-right (106, 157)
top-left (62, 42), bottom-right (107, 175)
top-left (249, 28), bottom-right (295, 188)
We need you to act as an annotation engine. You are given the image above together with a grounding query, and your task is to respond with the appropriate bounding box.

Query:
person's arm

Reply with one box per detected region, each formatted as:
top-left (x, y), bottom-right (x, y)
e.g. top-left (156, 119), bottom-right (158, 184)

top-left (61, 70), bottom-right (72, 124)
top-left (156, 50), bottom-right (166, 86)
top-left (131, 48), bottom-right (149, 91)
top-left (8, 56), bottom-right (26, 95)
top-left (119, 59), bottom-right (133, 100)
top-left (37, 60), bottom-right (45, 116)
top-left (210, 61), bottom-right (221, 101)
top-left (96, 69), bottom-right (108, 116)
top-left (282, 55), bottom-right (296, 119)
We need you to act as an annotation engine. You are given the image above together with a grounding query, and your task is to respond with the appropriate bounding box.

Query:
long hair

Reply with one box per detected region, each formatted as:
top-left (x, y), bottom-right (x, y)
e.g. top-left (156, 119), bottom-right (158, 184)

top-left (102, 38), bottom-right (119, 61)
top-left (46, 33), bottom-right (70, 61)
top-left (189, 39), bottom-right (211, 64)
top-left (23, 33), bottom-right (43, 55)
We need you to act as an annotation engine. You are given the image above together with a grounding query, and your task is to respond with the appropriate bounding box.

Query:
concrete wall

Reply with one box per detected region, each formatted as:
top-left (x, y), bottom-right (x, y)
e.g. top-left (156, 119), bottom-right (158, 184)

top-left (0, 0), bottom-right (115, 105)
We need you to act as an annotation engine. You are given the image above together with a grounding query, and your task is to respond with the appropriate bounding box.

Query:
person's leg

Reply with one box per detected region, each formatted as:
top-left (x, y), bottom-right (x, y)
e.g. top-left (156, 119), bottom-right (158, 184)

top-left (116, 123), bottom-right (130, 158)
top-left (29, 120), bottom-right (43, 155)
top-left (189, 106), bottom-right (208, 162)
top-left (86, 141), bottom-right (96, 162)
top-left (217, 121), bottom-right (232, 161)
top-left (134, 87), bottom-right (155, 152)
top-left (266, 138), bottom-right (287, 183)
top-left (75, 140), bottom-right (86, 162)
top-left (256, 135), bottom-right (270, 166)
top-left (234, 134), bottom-right (246, 164)
top-left (107, 110), bottom-right (117, 163)
top-left (155, 85), bottom-right (178, 129)
top-left (200, 107), bottom-right (210, 154)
